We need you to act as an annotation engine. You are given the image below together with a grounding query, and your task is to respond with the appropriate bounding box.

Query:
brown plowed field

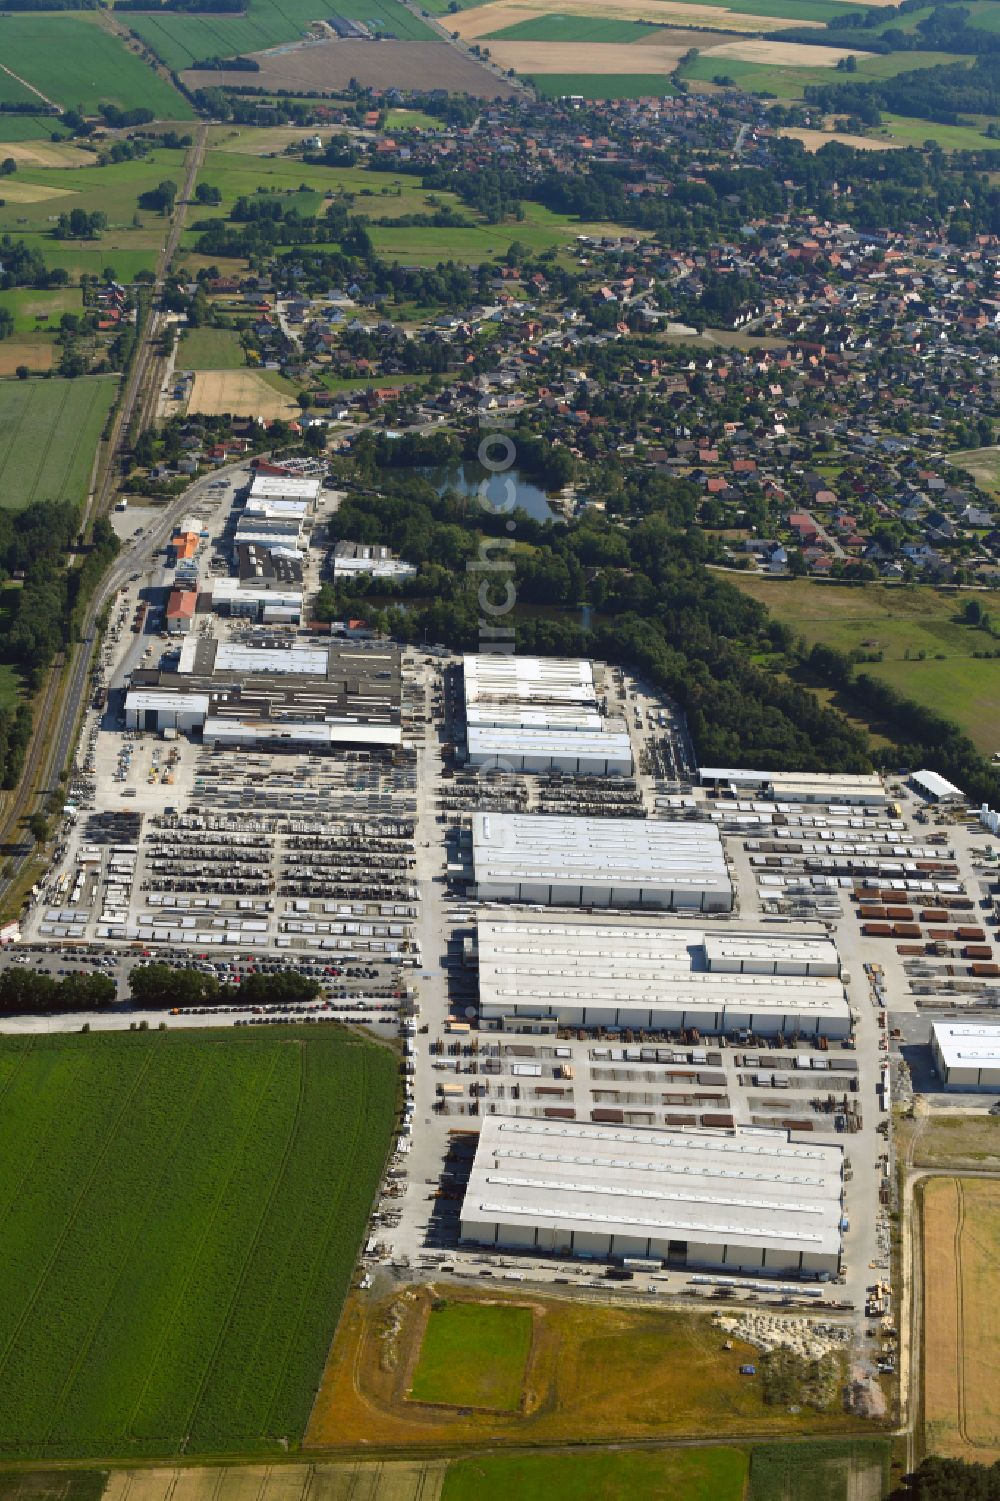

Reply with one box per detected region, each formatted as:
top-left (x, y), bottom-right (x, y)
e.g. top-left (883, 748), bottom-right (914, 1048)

top-left (922, 1177), bottom-right (1000, 1460)
top-left (182, 40), bottom-right (519, 98)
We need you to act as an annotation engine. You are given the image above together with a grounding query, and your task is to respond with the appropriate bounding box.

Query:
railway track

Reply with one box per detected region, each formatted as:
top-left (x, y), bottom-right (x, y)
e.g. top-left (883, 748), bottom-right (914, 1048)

top-left (0, 125), bottom-right (208, 914)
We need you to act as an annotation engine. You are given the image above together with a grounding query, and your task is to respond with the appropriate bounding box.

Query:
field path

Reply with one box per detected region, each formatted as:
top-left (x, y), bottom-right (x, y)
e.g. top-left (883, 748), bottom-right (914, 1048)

top-left (0, 62), bottom-right (60, 111)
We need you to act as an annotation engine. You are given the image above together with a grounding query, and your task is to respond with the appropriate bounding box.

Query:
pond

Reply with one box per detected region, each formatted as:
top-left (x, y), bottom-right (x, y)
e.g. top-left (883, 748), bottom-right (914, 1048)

top-left (421, 460), bottom-right (560, 524)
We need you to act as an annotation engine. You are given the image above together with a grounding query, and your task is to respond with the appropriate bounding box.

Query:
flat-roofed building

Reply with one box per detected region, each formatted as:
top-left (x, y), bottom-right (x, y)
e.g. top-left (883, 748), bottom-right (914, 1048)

top-left (699, 769), bottom-right (886, 806)
top-left (467, 722), bottom-right (632, 777)
top-left (125, 638), bottom-right (400, 747)
top-left (472, 812), bottom-right (732, 912)
top-left (931, 1022), bottom-right (1000, 1090)
top-left (464, 654), bottom-right (596, 714)
top-left (911, 769), bottom-right (964, 804)
top-left (248, 474), bottom-right (321, 505)
top-left (460, 1117), bottom-right (844, 1276)
top-left (475, 912), bottom-right (850, 1037)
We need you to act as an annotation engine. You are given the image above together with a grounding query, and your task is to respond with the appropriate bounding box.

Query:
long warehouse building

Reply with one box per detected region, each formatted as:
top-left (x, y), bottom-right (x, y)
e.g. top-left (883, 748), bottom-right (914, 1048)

top-left (476, 912), bottom-right (851, 1038)
top-left (460, 1117), bottom-right (845, 1276)
top-left (472, 811), bottom-right (733, 911)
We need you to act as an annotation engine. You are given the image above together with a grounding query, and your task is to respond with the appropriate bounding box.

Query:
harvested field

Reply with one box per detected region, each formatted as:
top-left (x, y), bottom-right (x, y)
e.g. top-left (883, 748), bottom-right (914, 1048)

top-left (922, 1177), bottom-right (1000, 1460)
top-left (451, 0), bottom-right (824, 39)
top-left (779, 126), bottom-right (903, 150)
top-left (104, 1463), bottom-right (448, 1501)
top-left (0, 179), bottom-right (76, 203)
top-left (488, 36), bottom-right (695, 70)
top-left (703, 36), bottom-right (874, 63)
top-left (306, 1284), bottom-right (863, 1450)
top-left (188, 369), bottom-right (299, 419)
top-left (182, 40), bottom-right (519, 98)
top-left (0, 339), bottom-right (54, 377)
top-left (0, 139), bottom-right (94, 168)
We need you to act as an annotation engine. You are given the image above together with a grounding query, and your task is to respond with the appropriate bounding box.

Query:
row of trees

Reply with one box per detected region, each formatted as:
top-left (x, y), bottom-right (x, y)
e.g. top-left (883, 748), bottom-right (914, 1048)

top-left (0, 970), bottom-right (114, 1015)
top-left (128, 965), bottom-right (323, 1008)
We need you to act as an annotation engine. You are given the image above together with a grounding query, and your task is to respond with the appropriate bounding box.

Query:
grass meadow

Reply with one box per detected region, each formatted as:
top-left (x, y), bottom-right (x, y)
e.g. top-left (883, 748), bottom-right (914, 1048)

top-left (0, 15), bottom-right (191, 116)
top-left (0, 1026), bottom-right (396, 1459)
top-left (410, 1302), bottom-right (533, 1411)
top-left (442, 1448), bottom-right (749, 1501)
top-left (681, 48), bottom-right (965, 99)
top-left (177, 327), bottom-right (248, 370)
top-left (0, 146), bottom-right (189, 281)
top-left (726, 575), bottom-right (1000, 752)
top-left (0, 377), bottom-right (116, 508)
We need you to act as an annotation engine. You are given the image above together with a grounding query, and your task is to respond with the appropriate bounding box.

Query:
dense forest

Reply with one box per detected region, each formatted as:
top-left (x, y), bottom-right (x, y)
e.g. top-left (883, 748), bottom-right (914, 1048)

top-left (316, 444), bottom-right (1000, 800)
top-left (891, 1456), bottom-right (1000, 1499)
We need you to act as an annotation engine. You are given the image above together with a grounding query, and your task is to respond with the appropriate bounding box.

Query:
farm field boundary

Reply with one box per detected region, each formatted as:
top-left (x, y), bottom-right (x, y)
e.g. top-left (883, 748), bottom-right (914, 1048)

top-left (921, 1176), bottom-right (1000, 1461)
top-left (0, 1027), bottom-right (396, 1459)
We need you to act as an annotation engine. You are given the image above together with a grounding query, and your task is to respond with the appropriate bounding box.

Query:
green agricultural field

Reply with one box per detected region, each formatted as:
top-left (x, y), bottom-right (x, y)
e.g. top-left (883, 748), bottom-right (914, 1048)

top-left (0, 1473), bottom-right (108, 1501)
top-left (0, 377), bottom-right (116, 509)
top-left (488, 15), bottom-right (657, 42)
top-left (0, 1025), bottom-right (396, 1459)
top-left (0, 115), bottom-right (65, 143)
top-left (128, 0), bottom-right (434, 72)
top-left (0, 15), bottom-right (192, 116)
top-left (443, 1448), bottom-right (749, 1501)
top-left (410, 1302), bottom-right (533, 1411)
top-left (681, 48), bottom-right (964, 100)
top-left (863, 656), bottom-right (1000, 756)
top-left (531, 74), bottom-right (674, 100)
top-left (0, 287), bottom-right (82, 334)
top-left (748, 1439), bottom-right (890, 1501)
top-left (177, 327), bottom-right (247, 370)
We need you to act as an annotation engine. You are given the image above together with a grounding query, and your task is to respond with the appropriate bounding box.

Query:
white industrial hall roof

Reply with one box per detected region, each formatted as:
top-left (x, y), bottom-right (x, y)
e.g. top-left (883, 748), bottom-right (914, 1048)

top-left (472, 811), bottom-right (732, 908)
top-left (462, 1117), bottom-right (844, 1260)
top-left (932, 1022), bottom-right (1000, 1070)
top-left (912, 768), bottom-right (965, 802)
top-left (464, 654), bottom-right (596, 706)
top-left (699, 769), bottom-right (886, 801)
top-left (248, 475), bottom-right (321, 502)
top-left (467, 723), bottom-right (633, 762)
top-left (475, 912), bottom-right (849, 1031)
top-left (466, 705), bottom-right (607, 733)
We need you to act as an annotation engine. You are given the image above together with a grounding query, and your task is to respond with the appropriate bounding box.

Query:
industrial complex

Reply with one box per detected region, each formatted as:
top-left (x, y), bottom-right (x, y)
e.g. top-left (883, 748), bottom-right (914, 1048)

top-left (125, 637), bottom-right (402, 748)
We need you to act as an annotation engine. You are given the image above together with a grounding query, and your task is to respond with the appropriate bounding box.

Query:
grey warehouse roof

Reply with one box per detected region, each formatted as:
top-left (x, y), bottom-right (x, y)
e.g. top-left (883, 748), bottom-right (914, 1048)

top-left (463, 1117), bottom-right (844, 1257)
top-left (476, 913), bottom-right (848, 1025)
top-left (472, 812), bottom-right (731, 898)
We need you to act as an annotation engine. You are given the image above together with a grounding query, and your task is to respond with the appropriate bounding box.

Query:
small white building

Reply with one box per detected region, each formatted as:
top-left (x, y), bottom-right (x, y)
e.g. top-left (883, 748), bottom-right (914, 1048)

top-left (931, 1022), bottom-right (1000, 1091)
